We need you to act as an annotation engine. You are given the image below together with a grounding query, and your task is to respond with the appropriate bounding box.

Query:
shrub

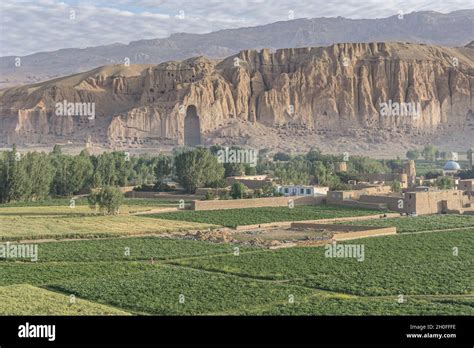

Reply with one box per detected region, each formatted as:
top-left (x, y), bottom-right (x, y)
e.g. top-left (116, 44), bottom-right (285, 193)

top-left (205, 191), bottom-right (216, 200)
top-left (219, 191), bottom-right (231, 200)
top-left (436, 176), bottom-right (454, 190)
top-left (231, 182), bottom-right (248, 199)
top-left (391, 180), bottom-right (402, 192)
top-left (88, 186), bottom-right (124, 215)
top-left (406, 150), bottom-right (420, 160)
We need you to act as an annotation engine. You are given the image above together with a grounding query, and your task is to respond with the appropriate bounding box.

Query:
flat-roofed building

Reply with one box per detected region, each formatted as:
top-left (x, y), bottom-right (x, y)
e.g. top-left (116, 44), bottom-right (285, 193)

top-left (404, 190), bottom-right (465, 215)
top-left (276, 185), bottom-right (329, 197)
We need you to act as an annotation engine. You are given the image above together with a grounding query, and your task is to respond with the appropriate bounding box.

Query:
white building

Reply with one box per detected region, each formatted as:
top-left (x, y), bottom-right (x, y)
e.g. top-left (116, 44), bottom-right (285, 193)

top-left (275, 185), bottom-right (329, 197)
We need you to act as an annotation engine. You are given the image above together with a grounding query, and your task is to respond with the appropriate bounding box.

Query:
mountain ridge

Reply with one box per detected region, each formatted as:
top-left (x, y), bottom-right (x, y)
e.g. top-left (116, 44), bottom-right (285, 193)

top-left (1, 10), bottom-right (473, 88)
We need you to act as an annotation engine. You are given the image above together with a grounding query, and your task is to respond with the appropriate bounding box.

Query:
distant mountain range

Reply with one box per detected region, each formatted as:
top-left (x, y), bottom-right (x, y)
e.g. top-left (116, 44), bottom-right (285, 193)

top-left (1, 10), bottom-right (473, 88)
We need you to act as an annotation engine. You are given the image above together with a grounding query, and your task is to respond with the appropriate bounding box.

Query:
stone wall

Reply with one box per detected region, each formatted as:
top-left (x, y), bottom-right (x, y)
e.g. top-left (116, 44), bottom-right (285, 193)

top-left (359, 195), bottom-right (405, 212)
top-left (125, 191), bottom-right (204, 200)
top-left (291, 223), bottom-right (374, 231)
top-left (290, 222), bottom-right (397, 240)
top-left (195, 188), bottom-right (230, 196)
top-left (327, 200), bottom-right (388, 210)
top-left (118, 186), bottom-right (137, 194)
top-left (333, 228), bottom-right (397, 241)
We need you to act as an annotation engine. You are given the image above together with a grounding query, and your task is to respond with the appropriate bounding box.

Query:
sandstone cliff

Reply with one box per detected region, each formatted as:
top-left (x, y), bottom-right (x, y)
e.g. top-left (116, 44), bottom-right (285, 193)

top-left (0, 42), bottom-right (473, 151)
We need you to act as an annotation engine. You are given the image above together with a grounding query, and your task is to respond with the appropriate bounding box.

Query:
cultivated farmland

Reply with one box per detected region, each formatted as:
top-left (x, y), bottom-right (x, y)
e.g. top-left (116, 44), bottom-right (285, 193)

top-left (231, 296), bottom-right (474, 315)
top-left (338, 215), bottom-right (474, 233)
top-left (150, 204), bottom-right (385, 228)
top-left (0, 284), bottom-right (131, 315)
top-left (1, 201), bottom-right (473, 315)
top-left (49, 265), bottom-right (316, 315)
top-left (31, 237), bottom-right (248, 262)
top-left (0, 262), bottom-right (156, 286)
top-left (174, 230), bottom-right (474, 296)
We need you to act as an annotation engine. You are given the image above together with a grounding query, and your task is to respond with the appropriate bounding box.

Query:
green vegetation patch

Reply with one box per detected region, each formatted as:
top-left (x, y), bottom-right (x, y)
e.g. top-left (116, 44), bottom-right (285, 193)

top-left (48, 265), bottom-right (315, 315)
top-left (174, 230), bottom-right (474, 296)
top-left (233, 296), bottom-right (474, 315)
top-left (338, 215), bottom-right (474, 233)
top-left (150, 205), bottom-right (384, 228)
top-left (0, 261), bottom-right (156, 286)
top-left (32, 237), bottom-right (249, 262)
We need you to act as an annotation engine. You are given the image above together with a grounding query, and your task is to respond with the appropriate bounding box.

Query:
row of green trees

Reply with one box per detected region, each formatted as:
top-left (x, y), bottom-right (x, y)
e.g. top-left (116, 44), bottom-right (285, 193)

top-left (0, 144), bottom-right (405, 202)
top-left (172, 146), bottom-right (393, 193)
top-left (405, 145), bottom-right (437, 161)
top-left (0, 145), bottom-right (168, 203)
top-left (406, 145), bottom-right (471, 162)
top-left (0, 150), bottom-right (52, 202)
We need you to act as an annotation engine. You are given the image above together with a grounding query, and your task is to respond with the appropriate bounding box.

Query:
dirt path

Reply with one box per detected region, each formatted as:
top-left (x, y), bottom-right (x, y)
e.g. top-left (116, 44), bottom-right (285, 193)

top-left (132, 207), bottom-right (180, 215)
top-left (233, 213), bottom-right (401, 230)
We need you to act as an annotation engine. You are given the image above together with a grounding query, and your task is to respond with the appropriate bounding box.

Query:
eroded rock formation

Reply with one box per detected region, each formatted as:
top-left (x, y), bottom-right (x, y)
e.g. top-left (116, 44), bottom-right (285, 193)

top-left (0, 42), bottom-right (472, 149)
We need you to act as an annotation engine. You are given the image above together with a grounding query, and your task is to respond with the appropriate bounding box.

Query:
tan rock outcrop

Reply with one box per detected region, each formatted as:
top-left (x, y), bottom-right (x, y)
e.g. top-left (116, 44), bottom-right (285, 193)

top-left (0, 42), bottom-right (472, 148)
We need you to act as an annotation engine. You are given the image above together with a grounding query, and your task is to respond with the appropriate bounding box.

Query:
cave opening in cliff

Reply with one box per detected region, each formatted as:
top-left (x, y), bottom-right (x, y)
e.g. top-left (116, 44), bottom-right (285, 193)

top-left (184, 105), bottom-right (202, 147)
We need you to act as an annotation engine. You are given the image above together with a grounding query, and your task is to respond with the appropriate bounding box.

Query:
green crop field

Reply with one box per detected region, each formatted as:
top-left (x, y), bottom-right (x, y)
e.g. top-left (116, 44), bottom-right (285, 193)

top-left (27, 236), bottom-right (248, 262)
top-left (1, 206), bottom-right (472, 315)
top-left (149, 204), bottom-right (385, 227)
top-left (338, 215), bottom-right (474, 233)
top-left (48, 265), bottom-right (316, 315)
top-left (0, 262), bottom-right (157, 286)
top-left (174, 229), bottom-right (474, 296)
top-left (231, 296), bottom-right (474, 315)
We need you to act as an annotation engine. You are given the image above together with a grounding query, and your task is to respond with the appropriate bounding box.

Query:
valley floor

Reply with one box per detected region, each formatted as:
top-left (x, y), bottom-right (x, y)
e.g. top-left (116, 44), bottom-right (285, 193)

top-left (0, 200), bottom-right (473, 316)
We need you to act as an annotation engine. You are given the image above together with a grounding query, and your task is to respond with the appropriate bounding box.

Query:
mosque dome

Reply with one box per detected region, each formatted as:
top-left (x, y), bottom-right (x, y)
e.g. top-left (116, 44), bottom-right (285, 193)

top-left (443, 161), bottom-right (461, 171)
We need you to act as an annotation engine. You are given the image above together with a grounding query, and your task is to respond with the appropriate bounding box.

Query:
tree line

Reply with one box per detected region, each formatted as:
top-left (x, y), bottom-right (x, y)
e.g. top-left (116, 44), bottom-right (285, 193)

top-left (406, 144), bottom-right (471, 162)
top-left (0, 144), bottom-right (405, 203)
top-left (0, 145), bottom-right (159, 203)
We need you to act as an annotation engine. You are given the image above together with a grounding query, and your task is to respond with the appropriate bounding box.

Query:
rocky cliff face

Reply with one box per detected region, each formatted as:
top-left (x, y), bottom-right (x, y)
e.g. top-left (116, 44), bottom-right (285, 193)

top-left (0, 42), bottom-right (473, 150)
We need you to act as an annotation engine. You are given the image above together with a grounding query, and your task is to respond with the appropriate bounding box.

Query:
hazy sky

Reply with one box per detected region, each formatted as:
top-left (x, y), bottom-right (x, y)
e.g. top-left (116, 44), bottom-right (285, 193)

top-left (0, 0), bottom-right (471, 56)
